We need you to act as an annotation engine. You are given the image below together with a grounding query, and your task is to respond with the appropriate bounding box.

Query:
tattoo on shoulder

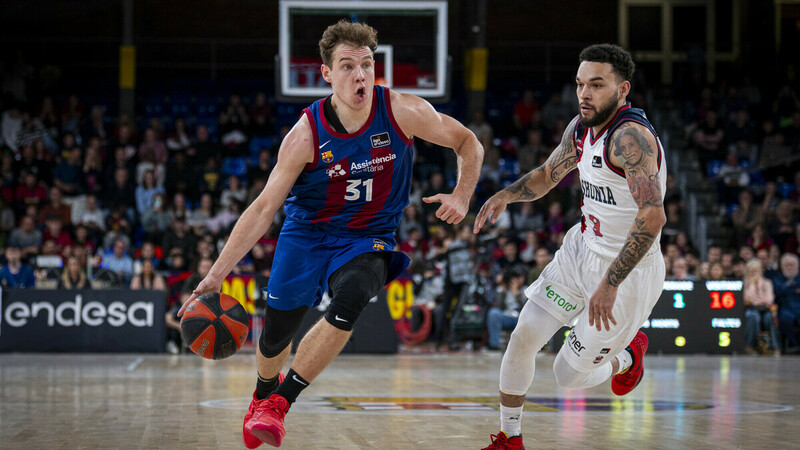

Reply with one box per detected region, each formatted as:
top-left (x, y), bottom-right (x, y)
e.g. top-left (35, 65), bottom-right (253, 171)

top-left (609, 125), bottom-right (663, 209)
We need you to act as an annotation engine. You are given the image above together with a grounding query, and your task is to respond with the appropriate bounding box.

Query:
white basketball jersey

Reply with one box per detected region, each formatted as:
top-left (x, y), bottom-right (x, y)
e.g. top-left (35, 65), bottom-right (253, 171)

top-left (573, 104), bottom-right (666, 260)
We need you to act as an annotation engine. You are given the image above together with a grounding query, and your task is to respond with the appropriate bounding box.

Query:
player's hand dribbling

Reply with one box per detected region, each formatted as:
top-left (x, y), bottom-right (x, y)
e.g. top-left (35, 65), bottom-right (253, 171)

top-left (588, 283), bottom-right (618, 331)
top-left (473, 191), bottom-right (511, 233)
top-left (177, 277), bottom-right (223, 318)
top-left (422, 193), bottom-right (469, 224)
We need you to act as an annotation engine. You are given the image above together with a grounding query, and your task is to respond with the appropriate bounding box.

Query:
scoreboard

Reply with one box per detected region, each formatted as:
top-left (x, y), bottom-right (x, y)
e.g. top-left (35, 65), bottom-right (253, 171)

top-left (645, 280), bottom-right (744, 354)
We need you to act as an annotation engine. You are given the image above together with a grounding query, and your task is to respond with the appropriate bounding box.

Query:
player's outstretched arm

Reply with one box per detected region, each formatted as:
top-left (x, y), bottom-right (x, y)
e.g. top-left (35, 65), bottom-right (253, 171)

top-left (390, 90), bottom-right (484, 224)
top-left (473, 115), bottom-right (580, 233)
top-left (588, 122), bottom-right (667, 331)
top-left (179, 116), bottom-right (314, 316)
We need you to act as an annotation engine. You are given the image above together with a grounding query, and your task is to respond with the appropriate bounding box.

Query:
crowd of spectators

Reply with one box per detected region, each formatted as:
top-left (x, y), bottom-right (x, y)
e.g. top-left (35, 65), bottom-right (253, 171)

top-left (0, 74), bottom-right (798, 354)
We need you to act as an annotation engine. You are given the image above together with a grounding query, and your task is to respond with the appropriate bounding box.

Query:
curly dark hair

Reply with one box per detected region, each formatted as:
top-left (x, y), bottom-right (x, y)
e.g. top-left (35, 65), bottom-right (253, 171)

top-left (318, 20), bottom-right (378, 67)
top-left (579, 43), bottom-right (635, 82)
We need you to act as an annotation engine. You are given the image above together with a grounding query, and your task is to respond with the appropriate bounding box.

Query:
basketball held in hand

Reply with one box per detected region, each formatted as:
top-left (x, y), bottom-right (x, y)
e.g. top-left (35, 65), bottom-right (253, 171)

top-left (180, 293), bottom-right (249, 360)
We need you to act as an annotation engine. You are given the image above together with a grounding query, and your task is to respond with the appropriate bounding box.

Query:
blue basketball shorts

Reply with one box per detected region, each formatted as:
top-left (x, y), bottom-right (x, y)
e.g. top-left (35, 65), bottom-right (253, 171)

top-left (265, 220), bottom-right (410, 310)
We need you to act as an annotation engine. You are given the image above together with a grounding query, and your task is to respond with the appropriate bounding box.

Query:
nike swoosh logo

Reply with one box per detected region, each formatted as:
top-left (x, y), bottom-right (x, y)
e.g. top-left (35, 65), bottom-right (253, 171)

top-left (268, 293), bottom-right (279, 299)
top-left (292, 375), bottom-right (308, 386)
top-left (334, 315), bottom-right (348, 322)
top-left (319, 140), bottom-right (331, 149)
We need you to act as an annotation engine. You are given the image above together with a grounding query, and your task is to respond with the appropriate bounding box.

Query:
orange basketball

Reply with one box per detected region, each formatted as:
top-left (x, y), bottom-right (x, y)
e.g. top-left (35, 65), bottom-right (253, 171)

top-left (180, 293), bottom-right (249, 360)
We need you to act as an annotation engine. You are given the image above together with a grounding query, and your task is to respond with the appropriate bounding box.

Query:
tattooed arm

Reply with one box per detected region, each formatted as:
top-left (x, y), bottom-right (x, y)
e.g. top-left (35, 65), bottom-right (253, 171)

top-left (473, 115), bottom-right (580, 232)
top-left (588, 122), bottom-right (667, 331)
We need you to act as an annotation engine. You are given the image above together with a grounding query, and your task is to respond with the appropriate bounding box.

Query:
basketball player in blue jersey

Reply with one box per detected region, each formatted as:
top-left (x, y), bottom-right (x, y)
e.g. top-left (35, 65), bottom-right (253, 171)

top-left (474, 44), bottom-right (666, 449)
top-left (179, 20), bottom-right (483, 448)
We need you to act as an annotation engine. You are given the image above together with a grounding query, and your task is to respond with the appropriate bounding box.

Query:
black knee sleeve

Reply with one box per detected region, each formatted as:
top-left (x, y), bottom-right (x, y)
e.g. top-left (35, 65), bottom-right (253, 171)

top-left (259, 305), bottom-right (309, 358)
top-left (325, 252), bottom-right (390, 331)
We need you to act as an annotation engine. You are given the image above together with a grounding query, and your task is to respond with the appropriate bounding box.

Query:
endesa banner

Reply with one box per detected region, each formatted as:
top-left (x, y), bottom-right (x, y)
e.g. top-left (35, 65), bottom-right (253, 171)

top-left (0, 289), bottom-right (166, 352)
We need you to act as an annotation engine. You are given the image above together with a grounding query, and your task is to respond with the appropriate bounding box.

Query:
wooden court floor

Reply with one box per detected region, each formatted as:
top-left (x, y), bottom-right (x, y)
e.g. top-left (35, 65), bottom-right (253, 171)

top-left (1, 350), bottom-right (798, 449)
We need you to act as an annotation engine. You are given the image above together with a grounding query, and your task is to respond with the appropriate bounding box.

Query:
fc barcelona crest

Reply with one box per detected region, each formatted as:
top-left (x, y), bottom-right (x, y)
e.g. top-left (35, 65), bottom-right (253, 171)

top-left (322, 150), bottom-right (334, 164)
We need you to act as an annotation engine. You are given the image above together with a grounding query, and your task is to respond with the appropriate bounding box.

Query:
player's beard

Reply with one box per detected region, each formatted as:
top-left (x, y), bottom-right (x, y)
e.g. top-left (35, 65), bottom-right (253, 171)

top-left (580, 89), bottom-right (620, 128)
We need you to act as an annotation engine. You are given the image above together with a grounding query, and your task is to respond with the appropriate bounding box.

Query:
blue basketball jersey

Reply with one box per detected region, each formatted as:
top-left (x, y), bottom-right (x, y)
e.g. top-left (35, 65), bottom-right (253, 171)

top-left (284, 86), bottom-right (415, 235)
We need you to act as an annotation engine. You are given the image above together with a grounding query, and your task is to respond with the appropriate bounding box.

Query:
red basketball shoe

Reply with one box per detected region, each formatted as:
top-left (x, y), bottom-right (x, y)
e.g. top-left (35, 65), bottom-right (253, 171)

top-left (612, 330), bottom-right (649, 396)
top-left (243, 373), bottom-right (286, 448)
top-left (482, 431), bottom-right (525, 449)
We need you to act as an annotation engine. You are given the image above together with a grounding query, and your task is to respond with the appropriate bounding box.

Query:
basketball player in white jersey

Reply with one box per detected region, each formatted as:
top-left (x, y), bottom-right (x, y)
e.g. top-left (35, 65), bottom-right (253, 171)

top-left (474, 44), bottom-right (666, 449)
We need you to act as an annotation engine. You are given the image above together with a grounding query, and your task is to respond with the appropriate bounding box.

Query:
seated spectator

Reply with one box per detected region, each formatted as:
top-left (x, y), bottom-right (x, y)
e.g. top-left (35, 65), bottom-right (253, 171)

top-left (142, 193), bottom-right (172, 240)
top-left (42, 214), bottom-right (72, 258)
top-left (181, 256), bottom-right (213, 297)
top-left (717, 151), bottom-right (750, 204)
top-left (249, 242), bottom-right (273, 276)
top-left (165, 151), bottom-right (197, 201)
top-left (104, 146), bottom-right (135, 190)
top-left (169, 192), bottom-right (189, 222)
top-left (76, 193), bottom-right (106, 233)
top-left (130, 259), bottom-right (167, 290)
top-left (768, 200), bottom-right (796, 250)
top-left (102, 205), bottom-right (133, 251)
top-left (198, 156), bottom-right (222, 197)
top-left (512, 89), bottom-right (540, 139)
top-left (519, 230), bottom-right (541, 264)
top-left (133, 240), bottom-right (160, 274)
top-left (399, 226), bottom-right (429, 260)
top-left (512, 202), bottom-right (544, 237)
top-left (249, 92), bottom-right (274, 136)
top-left (188, 124), bottom-right (220, 166)
top-left (527, 247), bottom-right (552, 284)
top-left (709, 262), bottom-right (726, 280)
top-left (159, 246), bottom-right (189, 272)
top-left (748, 223), bottom-right (773, 253)
top-left (207, 200), bottom-right (242, 236)
top-left (495, 239), bottom-right (524, 276)
top-left (668, 257), bottom-right (699, 281)
top-left (725, 109), bottom-right (758, 160)
top-left (743, 259), bottom-right (778, 354)
top-left (72, 224), bottom-right (96, 255)
top-left (487, 268), bottom-right (527, 350)
top-left (0, 244), bottom-right (35, 288)
top-left (135, 169), bottom-right (165, 216)
top-left (103, 238), bottom-right (134, 283)
top-left (775, 253), bottom-right (800, 353)
top-left (58, 255), bottom-right (91, 289)
top-left (39, 186), bottom-right (72, 226)
top-left (82, 140), bottom-right (104, 198)
top-left (162, 215), bottom-right (195, 258)
top-left (8, 215), bottom-right (42, 260)
top-left (138, 127), bottom-right (168, 166)
top-left (219, 94), bottom-right (250, 152)
top-left (14, 171), bottom-right (47, 214)
top-left (104, 167), bottom-right (136, 216)
top-left (166, 118), bottom-right (191, 152)
top-left (517, 128), bottom-right (547, 174)
top-left (219, 175), bottom-right (247, 210)
top-left (247, 149), bottom-right (274, 186)
top-left (730, 190), bottom-right (761, 248)
top-left (52, 146), bottom-right (85, 197)
top-left (188, 192), bottom-right (215, 236)
top-left (467, 110), bottom-right (492, 142)
top-left (693, 109), bottom-right (726, 172)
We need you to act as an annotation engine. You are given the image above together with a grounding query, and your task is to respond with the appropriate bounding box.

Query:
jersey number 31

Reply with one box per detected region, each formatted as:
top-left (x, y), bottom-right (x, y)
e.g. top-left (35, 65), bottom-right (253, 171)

top-left (345, 179), bottom-right (373, 201)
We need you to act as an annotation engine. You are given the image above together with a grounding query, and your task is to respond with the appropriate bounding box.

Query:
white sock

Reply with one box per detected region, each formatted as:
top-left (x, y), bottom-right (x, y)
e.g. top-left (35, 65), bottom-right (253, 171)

top-left (615, 348), bottom-right (633, 374)
top-left (500, 404), bottom-right (523, 437)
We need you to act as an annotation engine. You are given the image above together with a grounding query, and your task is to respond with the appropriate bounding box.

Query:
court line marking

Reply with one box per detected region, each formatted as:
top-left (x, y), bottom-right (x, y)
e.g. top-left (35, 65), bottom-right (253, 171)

top-left (198, 395), bottom-right (794, 417)
top-left (126, 357), bottom-right (144, 372)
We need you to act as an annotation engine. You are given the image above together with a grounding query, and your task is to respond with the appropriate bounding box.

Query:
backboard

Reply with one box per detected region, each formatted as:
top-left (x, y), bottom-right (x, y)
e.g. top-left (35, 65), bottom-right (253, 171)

top-left (278, 1), bottom-right (449, 101)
